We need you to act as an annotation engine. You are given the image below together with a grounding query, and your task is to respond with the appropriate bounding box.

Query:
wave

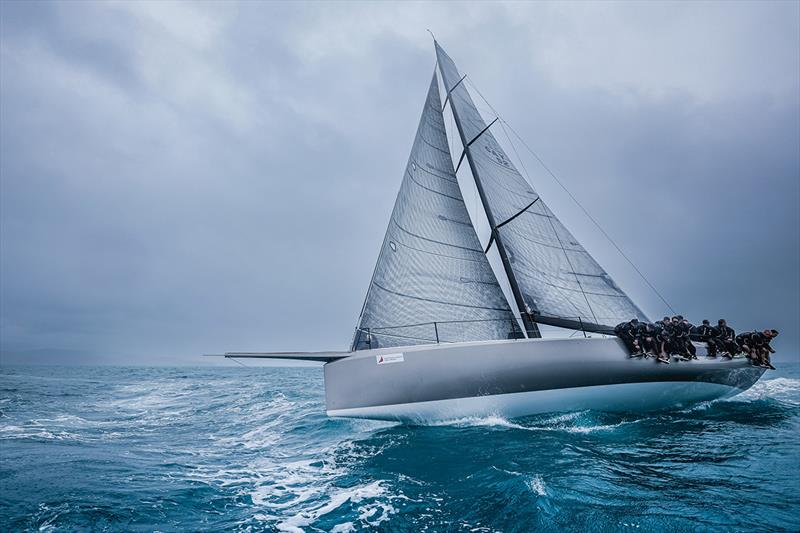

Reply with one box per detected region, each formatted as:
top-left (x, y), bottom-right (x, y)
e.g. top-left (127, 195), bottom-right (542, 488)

top-left (275, 481), bottom-right (395, 533)
top-left (0, 424), bottom-right (82, 442)
top-left (427, 410), bottom-right (640, 434)
top-left (732, 377), bottom-right (800, 405)
top-left (3, 365), bottom-right (798, 532)
top-left (493, 467), bottom-right (548, 496)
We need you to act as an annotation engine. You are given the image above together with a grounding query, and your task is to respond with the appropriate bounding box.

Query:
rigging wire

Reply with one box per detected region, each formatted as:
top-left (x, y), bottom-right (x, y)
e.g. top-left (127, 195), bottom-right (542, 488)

top-left (228, 356), bottom-right (249, 367)
top-left (465, 78), bottom-right (677, 316)
top-left (494, 113), bottom-right (600, 324)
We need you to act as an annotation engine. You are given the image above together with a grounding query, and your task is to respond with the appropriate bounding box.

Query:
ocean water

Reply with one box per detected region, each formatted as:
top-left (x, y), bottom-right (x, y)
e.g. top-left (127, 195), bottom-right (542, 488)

top-left (1, 363), bottom-right (798, 532)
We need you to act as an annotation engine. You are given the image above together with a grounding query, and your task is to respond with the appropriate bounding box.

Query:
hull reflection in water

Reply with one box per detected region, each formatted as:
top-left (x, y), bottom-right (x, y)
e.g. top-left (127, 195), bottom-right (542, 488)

top-left (324, 337), bottom-right (765, 422)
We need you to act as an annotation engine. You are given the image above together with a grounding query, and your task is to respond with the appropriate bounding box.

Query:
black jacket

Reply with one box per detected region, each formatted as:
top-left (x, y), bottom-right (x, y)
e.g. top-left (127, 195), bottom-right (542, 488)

top-left (718, 325), bottom-right (735, 341)
top-left (691, 324), bottom-right (719, 341)
top-left (636, 323), bottom-right (656, 338)
top-left (614, 321), bottom-right (638, 340)
top-left (737, 331), bottom-right (766, 347)
top-left (657, 322), bottom-right (676, 336)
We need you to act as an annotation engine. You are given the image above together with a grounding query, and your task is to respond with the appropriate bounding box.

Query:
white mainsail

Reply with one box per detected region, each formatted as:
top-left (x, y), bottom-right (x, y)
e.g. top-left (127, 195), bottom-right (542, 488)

top-left (351, 74), bottom-right (518, 350)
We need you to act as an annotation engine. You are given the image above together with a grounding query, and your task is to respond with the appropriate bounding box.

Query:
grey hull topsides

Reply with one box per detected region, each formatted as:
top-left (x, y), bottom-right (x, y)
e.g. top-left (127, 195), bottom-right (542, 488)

top-left (323, 337), bottom-right (764, 421)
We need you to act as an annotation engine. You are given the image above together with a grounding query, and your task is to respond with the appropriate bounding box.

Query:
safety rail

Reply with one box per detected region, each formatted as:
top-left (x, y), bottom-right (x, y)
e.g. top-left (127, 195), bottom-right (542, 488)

top-left (352, 314), bottom-right (620, 350)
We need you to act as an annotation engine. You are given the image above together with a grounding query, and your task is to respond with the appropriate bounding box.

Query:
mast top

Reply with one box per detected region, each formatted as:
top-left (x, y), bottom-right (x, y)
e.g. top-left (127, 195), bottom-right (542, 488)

top-left (426, 29), bottom-right (437, 46)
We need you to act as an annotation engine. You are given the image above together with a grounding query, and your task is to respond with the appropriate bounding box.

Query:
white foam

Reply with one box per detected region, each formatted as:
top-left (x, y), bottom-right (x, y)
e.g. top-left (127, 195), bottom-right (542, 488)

top-left (733, 377), bottom-right (800, 404)
top-left (428, 414), bottom-right (528, 430)
top-left (426, 411), bottom-right (635, 434)
top-left (526, 475), bottom-right (547, 496)
top-left (276, 481), bottom-right (391, 532)
top-left (0, 424), bottom-right (81, 442)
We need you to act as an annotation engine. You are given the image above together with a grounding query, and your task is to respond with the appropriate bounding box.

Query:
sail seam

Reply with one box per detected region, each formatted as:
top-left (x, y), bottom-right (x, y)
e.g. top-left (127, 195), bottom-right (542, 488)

top-left (411, 158), bottom-right (458, 183)
top-left (391, 220), bottom-right (483, 253)
top-left (389, 234), bottom-right (494, 263)
top-left (370, 281), bottom-right (512, 312)
top-left (418, 135), bottom-right (451, 155)
top-left (405, 170), bottom-right (464, 202)
top-left (503, 223), bottom-right (593, 252)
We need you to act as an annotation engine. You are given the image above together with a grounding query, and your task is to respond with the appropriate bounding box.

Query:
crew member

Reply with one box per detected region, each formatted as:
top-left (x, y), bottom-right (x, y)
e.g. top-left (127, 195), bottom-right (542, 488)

top-left (736, 331), bottom-right (764, 363)
top-left (654, 323), bottom-right (672, 363)
top-left (615, 318), bottom-right (641, 355)
top-left (759, 329), bottom-right (779, 368)
top-left (637, 322), bottom-right (658, 356)
top-left (679, 317), bottom-right (697, 358)
top-left (692, 319), bottom-right (721, 357)
top-left (717, 319), bottom-right (737, 357)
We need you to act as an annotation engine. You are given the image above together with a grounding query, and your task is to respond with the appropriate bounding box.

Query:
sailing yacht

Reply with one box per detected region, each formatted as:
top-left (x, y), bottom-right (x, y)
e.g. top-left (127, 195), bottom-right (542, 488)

top-left (223, 42), bottom-right (764, 422)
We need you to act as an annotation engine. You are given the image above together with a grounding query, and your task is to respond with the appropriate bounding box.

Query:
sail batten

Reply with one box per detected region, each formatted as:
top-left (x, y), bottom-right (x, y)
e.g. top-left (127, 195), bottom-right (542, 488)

top-left (434, 42), bottom-right (648, 331)
top-left (352, 73), bottom-right (518, 351)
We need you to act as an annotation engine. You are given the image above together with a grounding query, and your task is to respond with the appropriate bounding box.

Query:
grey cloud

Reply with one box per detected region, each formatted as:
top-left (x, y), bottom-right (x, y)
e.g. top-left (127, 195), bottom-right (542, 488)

top-left (1, 0), bottom-right (797, 365)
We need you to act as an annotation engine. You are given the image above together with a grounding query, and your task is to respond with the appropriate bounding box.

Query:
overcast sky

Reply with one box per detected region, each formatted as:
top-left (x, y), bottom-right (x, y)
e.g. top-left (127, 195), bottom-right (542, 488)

top-left (1, 1), bottom-right (798, 365)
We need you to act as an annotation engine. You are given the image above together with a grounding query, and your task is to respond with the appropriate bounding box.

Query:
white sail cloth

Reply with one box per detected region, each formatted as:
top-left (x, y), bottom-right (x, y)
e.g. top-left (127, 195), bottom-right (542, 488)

top-left (352, 74), bottom-right (517, 350)
top-left (435, 42), bottom-right (648, 330)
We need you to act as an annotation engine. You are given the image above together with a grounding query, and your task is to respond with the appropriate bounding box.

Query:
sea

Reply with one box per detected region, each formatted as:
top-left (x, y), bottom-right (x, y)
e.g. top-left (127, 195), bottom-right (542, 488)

top-left (1, 362), bottom-right (799, 532)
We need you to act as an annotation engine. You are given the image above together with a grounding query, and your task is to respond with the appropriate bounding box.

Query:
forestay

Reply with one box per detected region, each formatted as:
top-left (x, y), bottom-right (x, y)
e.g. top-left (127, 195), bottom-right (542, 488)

top-left (435, 42), bottom-right (648, 331)
top-left (351, 74), bottom-right (518, 351)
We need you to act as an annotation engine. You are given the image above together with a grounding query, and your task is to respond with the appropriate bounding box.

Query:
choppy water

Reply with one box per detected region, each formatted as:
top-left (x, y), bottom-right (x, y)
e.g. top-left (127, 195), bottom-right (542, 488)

top-left (1, 363), bottom-right (799, 532)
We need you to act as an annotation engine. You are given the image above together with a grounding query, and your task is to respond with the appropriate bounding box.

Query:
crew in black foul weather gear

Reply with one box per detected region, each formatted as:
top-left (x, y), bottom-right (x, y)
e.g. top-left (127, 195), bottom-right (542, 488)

top-left (637, 322), bottom-right (658, 356)
top-left (667, 316), bottom-right (692, 359)
top-left (614, 319), bottom-right (642, 355)
top-left (717, 319), bottom-right (737, 357)
top-left (615, 315), bottom-right (776, 368)
top-left (736, 330), bottom-right (778, 368)
top-left (692, 319), bottom-right (722, 356)
top-left (743, 329), bottom-right (779, 368)
top-left (762, 330), bottom-right (779, 369)
top-left (736, 331), bottom-right (759, 360)
top-left (652, 321), bottom-right (674, 363)
top-left (679, 318), bottom-right (697, 358)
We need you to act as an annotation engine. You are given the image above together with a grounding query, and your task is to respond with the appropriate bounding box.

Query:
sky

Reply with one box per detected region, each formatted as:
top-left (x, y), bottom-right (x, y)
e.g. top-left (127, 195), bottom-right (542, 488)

top-left (1, 0), bottom-right (798, 365)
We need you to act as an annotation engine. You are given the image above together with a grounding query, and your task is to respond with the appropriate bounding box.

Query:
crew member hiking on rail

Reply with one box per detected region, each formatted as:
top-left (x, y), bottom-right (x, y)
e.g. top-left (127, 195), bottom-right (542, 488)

top-left (652, 320), bottom-right (673, 363)
top-left (637, 322), bottom-right (658, 357)
top-left (679, 317), bottom-right (697, 359)
top-left (615, 318), bottom-right (642, 356)
top-left (692, 319), bottom-right (722, 357)
top-left (736, 330), bottom-right (779, 369)
top-left (717, 319), bottom-right (737, 357)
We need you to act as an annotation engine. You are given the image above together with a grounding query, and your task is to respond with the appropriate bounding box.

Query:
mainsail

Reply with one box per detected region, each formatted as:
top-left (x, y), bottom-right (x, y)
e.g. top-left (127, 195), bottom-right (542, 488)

top-left (351, 73), bottom-right (518, 351)
top-left (435, 42), bottom-right (648, 333)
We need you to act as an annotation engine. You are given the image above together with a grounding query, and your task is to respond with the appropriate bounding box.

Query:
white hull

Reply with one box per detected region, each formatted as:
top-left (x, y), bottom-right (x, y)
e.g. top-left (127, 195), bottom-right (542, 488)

top-left (323, 337), bottom-right (764, 423)
top-left (327, 380), bottom-right (740, 422)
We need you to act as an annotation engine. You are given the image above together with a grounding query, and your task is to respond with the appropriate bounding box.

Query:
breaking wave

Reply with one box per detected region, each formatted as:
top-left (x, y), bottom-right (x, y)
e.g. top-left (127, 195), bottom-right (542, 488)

top-left (1, 363), bottom-right (798, 531)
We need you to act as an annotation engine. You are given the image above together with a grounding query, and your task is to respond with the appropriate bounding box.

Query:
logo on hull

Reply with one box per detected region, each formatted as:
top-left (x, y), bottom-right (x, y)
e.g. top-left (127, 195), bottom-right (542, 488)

top-left (376, 353), bottom-right (404, 365)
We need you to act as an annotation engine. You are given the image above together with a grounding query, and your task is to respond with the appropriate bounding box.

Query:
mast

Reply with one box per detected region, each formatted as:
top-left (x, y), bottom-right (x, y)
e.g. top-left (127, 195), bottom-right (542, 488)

top-left (434, 41), bottom-right (648, 336)
top-left (435, 41), bottom-right (541, 338)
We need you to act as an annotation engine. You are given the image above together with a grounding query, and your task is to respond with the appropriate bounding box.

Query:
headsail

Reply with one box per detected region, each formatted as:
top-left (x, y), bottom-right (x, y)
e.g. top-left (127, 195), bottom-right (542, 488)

top-left (351, 73), bottom-right (518, 350)
top-left (435, 42), bottom-right (648, 333)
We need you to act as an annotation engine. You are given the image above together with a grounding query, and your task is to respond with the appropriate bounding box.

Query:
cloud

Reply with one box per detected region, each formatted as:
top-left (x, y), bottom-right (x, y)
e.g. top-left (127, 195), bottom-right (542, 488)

top-left (1, 0), bottom-right (797, 364)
